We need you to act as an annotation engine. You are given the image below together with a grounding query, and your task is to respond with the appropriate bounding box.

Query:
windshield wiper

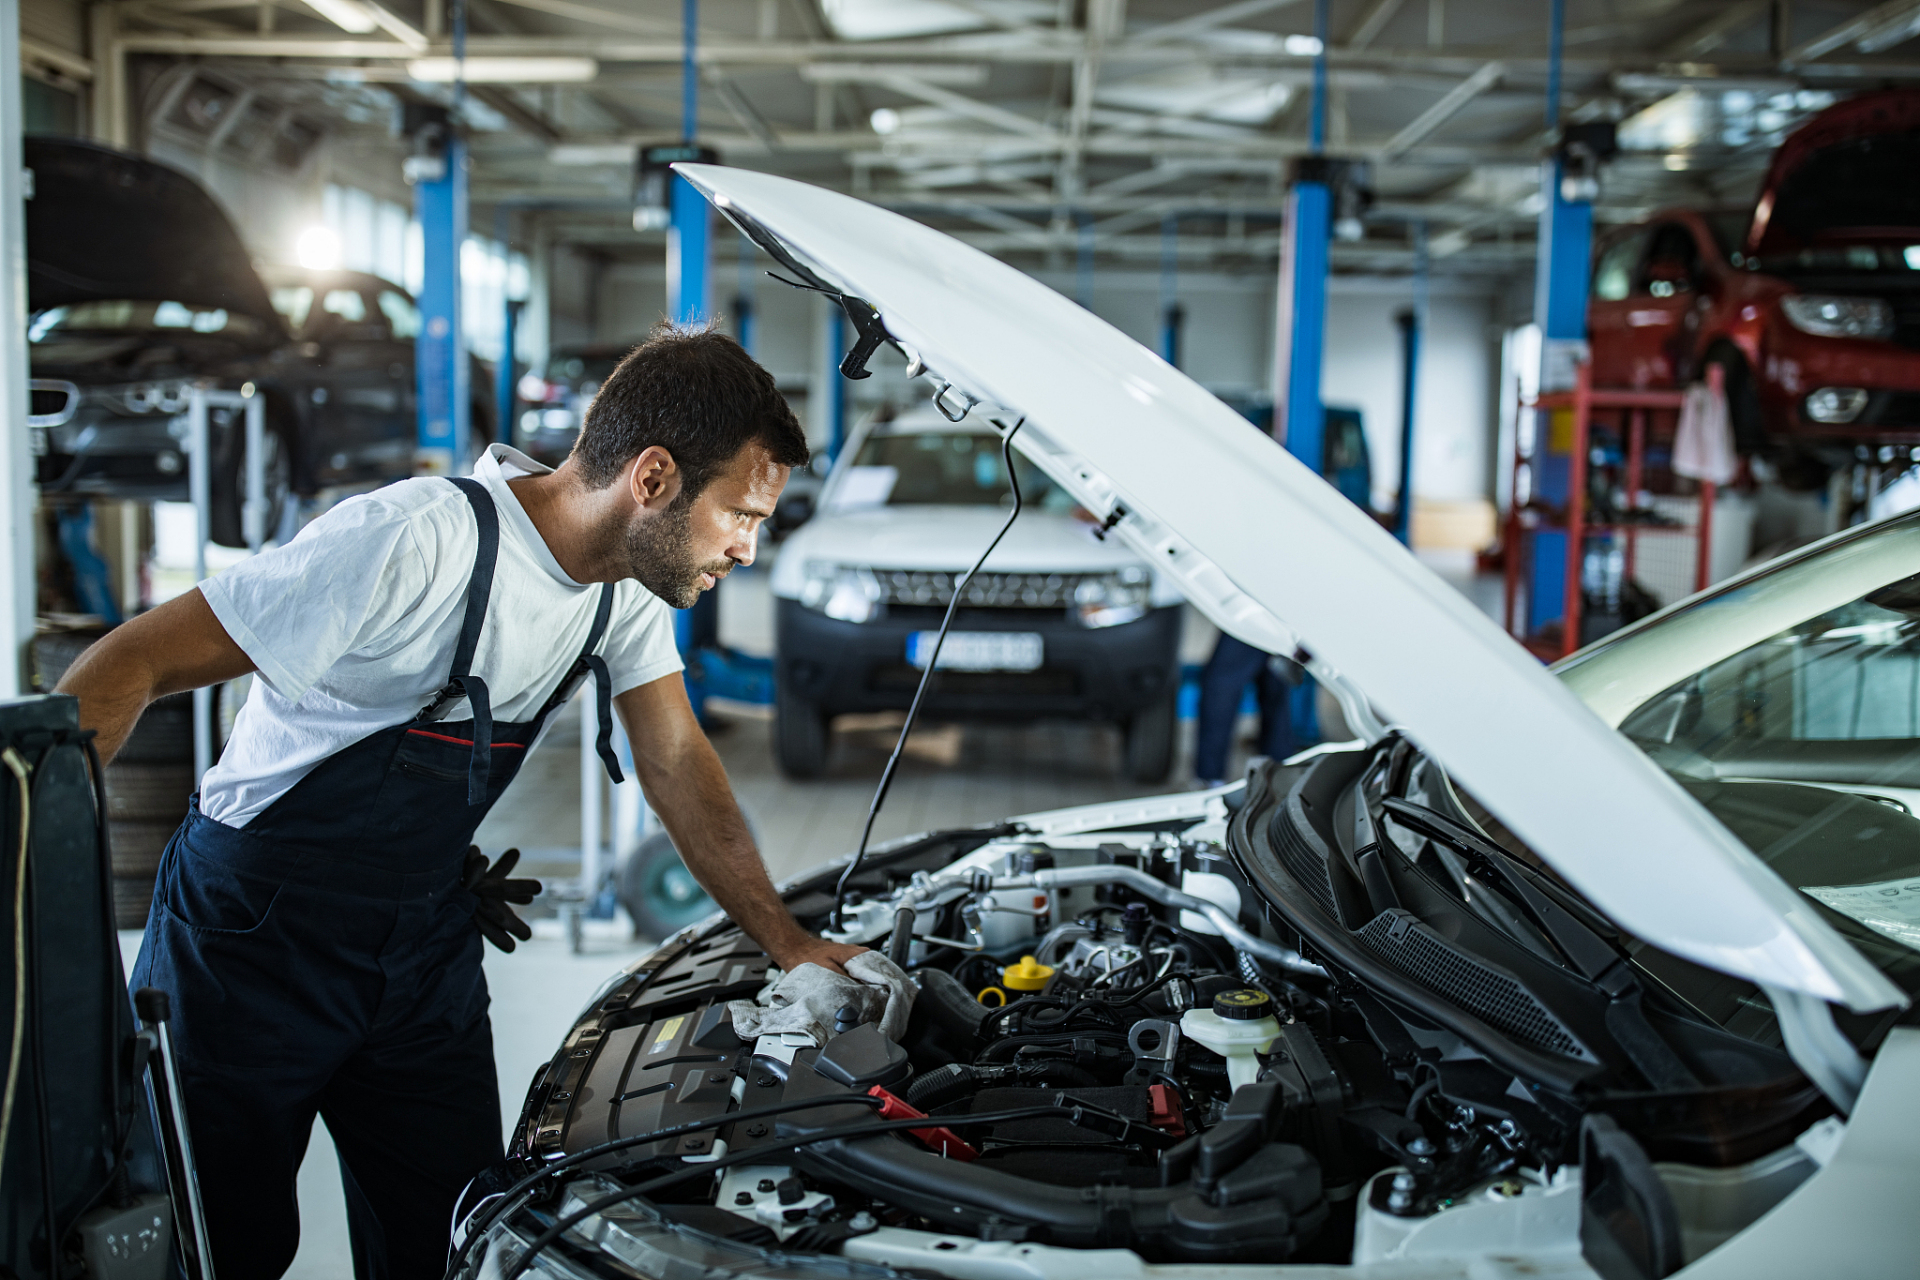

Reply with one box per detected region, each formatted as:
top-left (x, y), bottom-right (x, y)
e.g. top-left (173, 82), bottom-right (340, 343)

top-left (1382, 797), bottom-right (1623, 983)
top-left (1383, 797), bottom-right (1701, 1090)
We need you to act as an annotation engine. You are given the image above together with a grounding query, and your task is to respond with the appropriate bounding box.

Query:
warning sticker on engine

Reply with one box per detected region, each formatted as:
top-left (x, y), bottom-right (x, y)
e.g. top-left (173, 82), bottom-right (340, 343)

top-left (648, 1015), bottom-right (686, 1053)
top-left (1801, 878), bottom-right (1920, 953)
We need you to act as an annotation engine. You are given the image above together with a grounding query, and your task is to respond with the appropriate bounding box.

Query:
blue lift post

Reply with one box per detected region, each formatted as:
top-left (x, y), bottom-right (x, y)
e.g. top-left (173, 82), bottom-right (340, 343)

top-left (670, 0), bottom-right (715, 717)
top-left (1160, 213), bottom-right (1184, 368)
top-left (824, 303), bottom-right (847, 464)
top-left (1393, 223), bottom-right (1428, 545)
top-left (1272, 0), bottom-right (1334, 746)
top-left (413, 5), bottom-right (468, 477)
top-left (733, 232), bottom-right (756, 356)
top-left (1525, 0), bottom-right (1595, 637)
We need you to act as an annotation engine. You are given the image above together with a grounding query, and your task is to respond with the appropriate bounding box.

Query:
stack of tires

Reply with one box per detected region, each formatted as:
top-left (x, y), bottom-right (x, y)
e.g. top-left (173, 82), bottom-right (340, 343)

top-left (33, 630), bottom-right (196, 928)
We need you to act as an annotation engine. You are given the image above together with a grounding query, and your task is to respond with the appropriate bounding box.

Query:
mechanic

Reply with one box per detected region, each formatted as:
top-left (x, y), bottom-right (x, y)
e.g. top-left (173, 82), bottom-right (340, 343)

top-left (57, 324), bottom-right (868, 1280)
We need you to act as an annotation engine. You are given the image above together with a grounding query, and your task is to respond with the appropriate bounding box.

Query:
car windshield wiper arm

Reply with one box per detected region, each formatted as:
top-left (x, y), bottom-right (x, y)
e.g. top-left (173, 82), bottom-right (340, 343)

top-left (1382, 797), bottom-right (1624, 983)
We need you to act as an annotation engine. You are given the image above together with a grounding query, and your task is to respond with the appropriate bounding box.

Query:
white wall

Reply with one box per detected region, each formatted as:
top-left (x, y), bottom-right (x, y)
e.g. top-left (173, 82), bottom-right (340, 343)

top-left (1322, 280), bottom-right (1496, 509)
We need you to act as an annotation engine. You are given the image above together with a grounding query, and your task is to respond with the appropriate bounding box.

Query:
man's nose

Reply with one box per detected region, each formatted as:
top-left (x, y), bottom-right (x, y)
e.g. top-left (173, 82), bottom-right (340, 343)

top-left (730, 527), bottom-right (758, 568)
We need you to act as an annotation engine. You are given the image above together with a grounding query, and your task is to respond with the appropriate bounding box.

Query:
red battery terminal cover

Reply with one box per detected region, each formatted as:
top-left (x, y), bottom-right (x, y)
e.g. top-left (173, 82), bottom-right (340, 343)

top-left (1147, 1083), bottom-right (1187, 1137)
top-left (867, 1086), bottom-right (979, 1161)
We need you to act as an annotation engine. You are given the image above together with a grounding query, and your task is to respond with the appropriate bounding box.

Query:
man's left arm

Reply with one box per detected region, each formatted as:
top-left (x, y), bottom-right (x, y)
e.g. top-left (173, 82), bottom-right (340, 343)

top-left (615, 674), bottom-right (867, 975)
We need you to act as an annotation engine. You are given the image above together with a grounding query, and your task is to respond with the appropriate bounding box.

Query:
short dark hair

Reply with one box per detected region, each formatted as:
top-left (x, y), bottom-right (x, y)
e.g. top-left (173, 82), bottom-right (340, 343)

top-left (571, 322), bottom-right (809, 498)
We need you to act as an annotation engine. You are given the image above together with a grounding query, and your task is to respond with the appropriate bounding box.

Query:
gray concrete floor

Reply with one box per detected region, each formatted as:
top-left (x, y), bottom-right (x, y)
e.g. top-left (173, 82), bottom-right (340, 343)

top-left (129, 546), bottom-right (1502, 1277)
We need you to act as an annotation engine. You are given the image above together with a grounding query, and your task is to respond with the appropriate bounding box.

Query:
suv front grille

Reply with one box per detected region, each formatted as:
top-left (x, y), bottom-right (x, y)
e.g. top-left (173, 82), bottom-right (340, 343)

top-left (876, 570), bottom-right (1087, 609)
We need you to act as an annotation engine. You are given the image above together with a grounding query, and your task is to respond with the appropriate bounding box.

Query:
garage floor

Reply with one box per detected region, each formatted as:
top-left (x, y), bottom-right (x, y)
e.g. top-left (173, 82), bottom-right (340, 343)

top-left (118, 549), bottom-right (1499, 1275)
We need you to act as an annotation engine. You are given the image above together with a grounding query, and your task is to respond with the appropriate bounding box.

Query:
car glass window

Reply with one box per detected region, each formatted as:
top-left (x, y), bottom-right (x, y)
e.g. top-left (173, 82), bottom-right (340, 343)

top-left (844, 430), bottom-right (1070, 510)
top-left (378, 290), bottom-right (420, 339)
top-left (28, 299), bottom-right (271, 341)
top-left (1637, 224), bottom-right (1698, 297)
top-left (1592, 232), bottom-right (1647, 300)
top-left (1616, 579), bottom-right (1920, 1002)
top-left (321, 289), bottom-right (367, 323)
top-left (270, 285), bottom-right (314, 331)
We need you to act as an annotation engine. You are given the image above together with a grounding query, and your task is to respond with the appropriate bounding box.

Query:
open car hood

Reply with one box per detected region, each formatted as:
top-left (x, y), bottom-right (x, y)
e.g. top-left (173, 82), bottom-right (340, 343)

top-left (679, 165), bottom-right (1901, 1015)
top-left (24, 138), bottom-right (280, 327)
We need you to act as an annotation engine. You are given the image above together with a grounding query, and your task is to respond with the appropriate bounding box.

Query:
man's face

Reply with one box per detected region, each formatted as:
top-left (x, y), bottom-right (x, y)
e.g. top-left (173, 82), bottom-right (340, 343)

top-left (624, 442), bottom-right (787, 609)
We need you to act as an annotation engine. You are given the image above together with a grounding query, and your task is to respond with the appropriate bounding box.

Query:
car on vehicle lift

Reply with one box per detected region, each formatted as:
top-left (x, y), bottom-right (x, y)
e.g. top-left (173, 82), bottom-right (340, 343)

top-left (769, 408), bottom-right (1185, 784)
top-left (1589, 88), bottom-right (1920, 488)
top-left (461, 165), bottom-right (1920, 1280)
top-left (25, 137), bottom-right (295, 547)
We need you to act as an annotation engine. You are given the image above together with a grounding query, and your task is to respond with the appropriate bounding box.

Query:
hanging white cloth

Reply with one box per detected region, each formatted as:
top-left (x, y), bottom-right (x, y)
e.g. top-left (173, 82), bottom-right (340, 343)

top-left (1673, 379), bottom-right (1737, 485)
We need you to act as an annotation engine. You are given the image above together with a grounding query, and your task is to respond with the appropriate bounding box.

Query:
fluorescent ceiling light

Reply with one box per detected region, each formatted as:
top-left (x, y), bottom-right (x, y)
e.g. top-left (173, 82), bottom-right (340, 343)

top-left (802, 62), bottom-right (987, 86)
top-left (1283, 34), bottom-right (1323, 56)
top-left (821, 0), bottom-right (1048, 41)
top-left (549, 143), bottom-right (637, 166)
top-left (304, 0), bottom-right (378, 34)
top-left (407, 57), bottom-right (598, 83)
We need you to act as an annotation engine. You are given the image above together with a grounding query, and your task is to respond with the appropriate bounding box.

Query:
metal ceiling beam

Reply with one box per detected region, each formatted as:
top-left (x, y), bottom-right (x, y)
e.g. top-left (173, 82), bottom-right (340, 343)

top-left (1661, 0), bottom-right (1770, 56)
top-left (1347, 0), bottom-right (1407, 49)
top-left (468, 82), bottom-right (565, 140)
top-left (1128, 0), bottom-right (1303, 47)
top-left (1379, 59), bottom-right (1502, 159)
top-left (876, 74), bottom-right (1055, 138)
top-left (1784, 0), bottom-right (1920, 65)
top-left (485, 0), bottom-right (677, 36)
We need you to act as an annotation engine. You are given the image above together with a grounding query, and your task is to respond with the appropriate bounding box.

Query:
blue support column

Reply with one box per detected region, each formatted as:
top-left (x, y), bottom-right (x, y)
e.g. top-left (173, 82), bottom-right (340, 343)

top-left (1159, 213), bottom-right (1184, 368)
top-left (414, 135), bottom-right (468, 475)
top-left (1279, 179), bottom-right (1330, 474)
top-left (1393, 223), bottom-right (1427, 545)
top-left (733, 232), bottom-right (757, 356)
top-left (1526, 0), bottom-right (1593, 637)
top-left (825, 302), bottom-right (847, 463)
top-left (497, 298), bottom-right (521, 450)
top-left (672, 0), bottom-right (712, 719)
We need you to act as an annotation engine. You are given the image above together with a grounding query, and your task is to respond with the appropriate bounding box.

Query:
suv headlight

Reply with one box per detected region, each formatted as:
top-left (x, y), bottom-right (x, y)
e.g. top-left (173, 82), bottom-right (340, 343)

top-left (1073, 568), bottom-right (1151, 629)
top-left (799, 561), bottom-right (884, 624)
top-left (1782, 294), bottom-right (1895, 340)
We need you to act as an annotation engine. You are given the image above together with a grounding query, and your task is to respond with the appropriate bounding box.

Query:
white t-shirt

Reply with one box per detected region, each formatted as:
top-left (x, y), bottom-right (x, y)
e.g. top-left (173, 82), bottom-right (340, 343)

top-left (198, 444), bottom-right (684, 828)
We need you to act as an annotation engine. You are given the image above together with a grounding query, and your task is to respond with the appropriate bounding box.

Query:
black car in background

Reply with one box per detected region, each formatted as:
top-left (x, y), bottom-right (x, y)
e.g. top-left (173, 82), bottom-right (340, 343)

top-left (26, 139), bottom-right (494, 548)
top-left (26, 137), bottom-right (293, 547)
top-left (260, 264), bottom-right (496, 494)
top-left (515, 342), bottom-right (630, 465)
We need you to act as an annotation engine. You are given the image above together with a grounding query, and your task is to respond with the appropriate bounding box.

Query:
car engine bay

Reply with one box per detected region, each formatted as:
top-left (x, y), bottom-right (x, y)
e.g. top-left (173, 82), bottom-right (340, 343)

top-left (458, 746), bottom-right (1857, 1279)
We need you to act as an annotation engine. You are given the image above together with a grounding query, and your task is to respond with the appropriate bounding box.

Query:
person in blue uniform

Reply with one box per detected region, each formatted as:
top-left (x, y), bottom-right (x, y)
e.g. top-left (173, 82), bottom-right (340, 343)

top-left (58, 325), bottom-right (867, 1279)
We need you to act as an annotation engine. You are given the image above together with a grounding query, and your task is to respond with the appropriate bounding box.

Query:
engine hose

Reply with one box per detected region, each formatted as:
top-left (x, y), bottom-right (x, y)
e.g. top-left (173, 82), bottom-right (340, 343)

top-left (913, 967), bottom-right (990, 1038)
top-left (888, 906), bottom-right (916, 969)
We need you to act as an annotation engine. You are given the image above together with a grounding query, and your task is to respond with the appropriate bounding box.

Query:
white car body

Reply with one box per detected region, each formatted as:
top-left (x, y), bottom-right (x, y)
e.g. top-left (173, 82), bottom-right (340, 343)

top-left (468, 166), bottom-right (1920, 1280)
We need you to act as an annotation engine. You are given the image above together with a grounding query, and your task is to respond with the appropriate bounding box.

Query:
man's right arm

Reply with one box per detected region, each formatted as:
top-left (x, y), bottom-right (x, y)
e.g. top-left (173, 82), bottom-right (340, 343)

top-left (55, 589), bottom-right (256, 764)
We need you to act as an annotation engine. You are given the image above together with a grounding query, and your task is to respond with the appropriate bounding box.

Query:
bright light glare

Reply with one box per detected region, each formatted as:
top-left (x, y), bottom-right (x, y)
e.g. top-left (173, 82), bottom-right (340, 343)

top-left (406, 57), bottom-right (598, 83)
top-left (1283, 34), bottom-right (1323, 56)
top-left (295, 225), bottom-right (342, 271)
top-left (303, 0), bottom-right (377, 34)
top-left (1905, 245), bottom-right (1920, 270)
top-left (870, 107), bottom-right (902, 135)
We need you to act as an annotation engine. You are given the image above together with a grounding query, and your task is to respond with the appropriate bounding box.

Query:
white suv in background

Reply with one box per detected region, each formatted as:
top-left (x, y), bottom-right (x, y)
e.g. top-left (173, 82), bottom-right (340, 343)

top-left (768, 409), bottom-right (1184, 781)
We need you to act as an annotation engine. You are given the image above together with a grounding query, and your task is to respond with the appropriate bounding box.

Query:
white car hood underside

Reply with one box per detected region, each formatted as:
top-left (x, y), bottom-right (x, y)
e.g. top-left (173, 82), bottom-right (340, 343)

top-left (679, 163), bottom-right (1902, 1014)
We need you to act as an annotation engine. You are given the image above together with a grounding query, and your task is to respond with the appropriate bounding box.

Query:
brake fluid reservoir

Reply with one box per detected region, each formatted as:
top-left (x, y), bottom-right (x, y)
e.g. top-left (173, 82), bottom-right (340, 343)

top-left (1178, 868), bottom-right (1242, 935)
top-left (1180, 989), bottom-right (1281, 1090)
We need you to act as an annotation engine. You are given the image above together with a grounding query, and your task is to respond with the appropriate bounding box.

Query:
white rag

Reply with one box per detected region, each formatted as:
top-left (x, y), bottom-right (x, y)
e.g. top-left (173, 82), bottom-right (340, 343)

top-left (728, 951), bottom-right (916, 1046)
top-left (1674, 379), bottom-right (1737, 485)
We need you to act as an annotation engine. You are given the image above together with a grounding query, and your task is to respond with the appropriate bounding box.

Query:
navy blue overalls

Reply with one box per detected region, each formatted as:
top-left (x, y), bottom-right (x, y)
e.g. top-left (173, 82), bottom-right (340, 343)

top-left (132, 478), bottom-right (626, 1280)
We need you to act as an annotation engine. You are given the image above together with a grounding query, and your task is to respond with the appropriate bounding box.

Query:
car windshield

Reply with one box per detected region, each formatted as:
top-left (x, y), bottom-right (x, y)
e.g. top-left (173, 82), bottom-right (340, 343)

top-left (1554, 514), bottom-right (1920, 1025)
top-left (28, 299), bottom-right (273, 342)
top-left (832, 428), bottom-right (1070, 510)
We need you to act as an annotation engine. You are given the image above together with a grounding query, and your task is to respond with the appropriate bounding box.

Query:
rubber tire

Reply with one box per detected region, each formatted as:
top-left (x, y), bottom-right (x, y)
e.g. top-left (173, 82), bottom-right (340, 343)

top-left (1123, 690), bottom-right (1177, 785)
top-left (774, 683), bottom-right (830, 780)
top-left (618, 830), bottom-right (717, 940)
top-left (210, 423), bottom-right (292, 550)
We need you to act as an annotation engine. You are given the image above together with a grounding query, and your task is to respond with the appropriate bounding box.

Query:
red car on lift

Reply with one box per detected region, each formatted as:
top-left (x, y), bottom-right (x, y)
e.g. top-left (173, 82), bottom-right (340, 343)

top-left (1589, 89), bottom-right (1920, 485)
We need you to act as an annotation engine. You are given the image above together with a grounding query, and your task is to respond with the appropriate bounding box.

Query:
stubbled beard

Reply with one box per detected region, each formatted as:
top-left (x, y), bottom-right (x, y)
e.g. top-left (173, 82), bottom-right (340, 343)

top-left (624, 498), bottom-right (731, 608)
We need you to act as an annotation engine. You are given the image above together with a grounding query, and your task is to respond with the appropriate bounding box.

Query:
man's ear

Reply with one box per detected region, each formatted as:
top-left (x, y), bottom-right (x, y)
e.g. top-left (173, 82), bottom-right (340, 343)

top-left (627, 446), bottom-right (680, 511)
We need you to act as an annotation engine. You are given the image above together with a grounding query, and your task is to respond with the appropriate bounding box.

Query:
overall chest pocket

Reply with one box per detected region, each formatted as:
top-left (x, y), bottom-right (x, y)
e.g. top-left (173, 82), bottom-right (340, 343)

top-left (369, 727), bottom-right (525, 851)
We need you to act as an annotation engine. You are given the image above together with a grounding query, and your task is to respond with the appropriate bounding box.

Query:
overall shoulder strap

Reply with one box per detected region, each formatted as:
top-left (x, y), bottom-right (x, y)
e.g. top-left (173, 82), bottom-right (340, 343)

top-left (579, 584), bottom-right (626, 785)
top-left (444, 476), bottom-right (499, 804)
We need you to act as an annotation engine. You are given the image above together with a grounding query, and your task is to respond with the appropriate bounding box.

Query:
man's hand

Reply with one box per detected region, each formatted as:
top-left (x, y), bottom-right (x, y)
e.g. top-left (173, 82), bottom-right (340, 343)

top-left (464, 846), bottom-right (541, 953)
top-left (768, 937), bottom-right (870, 978)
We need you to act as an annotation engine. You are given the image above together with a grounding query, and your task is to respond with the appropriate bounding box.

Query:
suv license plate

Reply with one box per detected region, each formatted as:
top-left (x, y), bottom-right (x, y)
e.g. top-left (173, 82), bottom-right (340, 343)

top-left (907, 631), bottom-right (1043, 672)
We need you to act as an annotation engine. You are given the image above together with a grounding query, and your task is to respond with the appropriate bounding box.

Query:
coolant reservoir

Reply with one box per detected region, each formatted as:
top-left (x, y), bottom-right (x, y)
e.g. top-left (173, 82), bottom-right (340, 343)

top-left (1180, 988), bottom-right (1281, 1090)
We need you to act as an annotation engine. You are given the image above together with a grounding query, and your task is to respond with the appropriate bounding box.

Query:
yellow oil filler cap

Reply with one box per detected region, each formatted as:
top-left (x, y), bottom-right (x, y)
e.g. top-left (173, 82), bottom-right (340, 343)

top-left (1002, 955), bottom-right (1054, 992)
